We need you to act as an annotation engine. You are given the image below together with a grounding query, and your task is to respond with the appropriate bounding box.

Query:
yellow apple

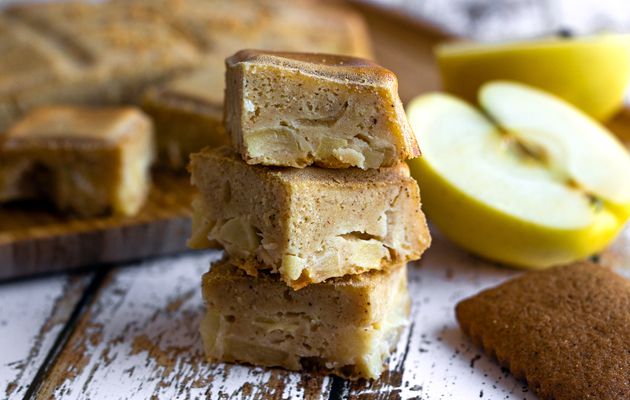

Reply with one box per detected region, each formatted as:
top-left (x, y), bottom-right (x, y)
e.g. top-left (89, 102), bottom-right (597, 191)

top-left (436, 34), bottom-right (630, 121)
top-left (407, 81), bottom-right (630, 269)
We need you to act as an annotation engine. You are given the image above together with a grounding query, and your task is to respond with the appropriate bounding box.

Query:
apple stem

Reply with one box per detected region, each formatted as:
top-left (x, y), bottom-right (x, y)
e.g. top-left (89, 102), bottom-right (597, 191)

top-left (557, 28), bottom-right (574, 38)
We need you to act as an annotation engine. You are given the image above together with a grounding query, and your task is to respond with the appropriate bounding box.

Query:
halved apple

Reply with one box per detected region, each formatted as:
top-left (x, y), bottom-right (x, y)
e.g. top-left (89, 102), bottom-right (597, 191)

top-left (436, 34), bottom-right (630, 120)
top-left (407, 81), bottom-right (630, 269)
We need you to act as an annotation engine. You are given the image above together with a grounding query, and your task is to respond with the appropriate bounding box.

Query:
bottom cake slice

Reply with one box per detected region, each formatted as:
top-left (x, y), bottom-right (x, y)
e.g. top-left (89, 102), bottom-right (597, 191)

top-left (200, 258), bottom-right (410, 380)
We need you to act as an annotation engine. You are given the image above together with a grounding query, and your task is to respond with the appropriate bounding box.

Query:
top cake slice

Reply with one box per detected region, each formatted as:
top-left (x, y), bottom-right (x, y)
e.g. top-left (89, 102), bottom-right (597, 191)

top-left (225, 50), bottom-right (419, 169)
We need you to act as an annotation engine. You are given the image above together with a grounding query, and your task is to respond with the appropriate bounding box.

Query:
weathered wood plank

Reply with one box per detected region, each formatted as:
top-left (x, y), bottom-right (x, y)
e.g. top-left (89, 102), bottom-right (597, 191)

top-left (19, 236), bottom-right (585, 399)
top-left (35, 251), bottom-right (332, 399)
top-left (25, 232), bottom-right (630, 399)
top-left (0, 273), bottom-right (92, 398)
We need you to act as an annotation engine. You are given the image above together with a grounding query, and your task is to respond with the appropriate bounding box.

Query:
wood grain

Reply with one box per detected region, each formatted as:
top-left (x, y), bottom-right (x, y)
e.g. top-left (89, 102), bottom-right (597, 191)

top-left (0, 273), bottom-right (92, 398)
top-left (0, 172), bottom-right (194, 280)
top-left (29, 234), bottom-right (577, 400)
top-left (34, 251), bottom-right (333, 400)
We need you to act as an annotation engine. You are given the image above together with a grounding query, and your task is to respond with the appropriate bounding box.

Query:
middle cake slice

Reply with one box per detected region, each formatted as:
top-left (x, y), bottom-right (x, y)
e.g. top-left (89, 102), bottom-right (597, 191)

top-left (189, 146), bottom-right (430, 289)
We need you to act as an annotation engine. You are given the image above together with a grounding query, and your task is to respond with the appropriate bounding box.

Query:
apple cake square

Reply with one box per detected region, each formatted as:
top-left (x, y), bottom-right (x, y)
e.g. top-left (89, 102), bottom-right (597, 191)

top-left (142, 58), bottom-right (228, 170)
top-left (188, 146), bottom-right (430, 289)
top-left (200, 258), bottom-right (410, 380)
top-left (224, 50), bottom-right (419, 169)
top-left (0, 106), bottom-right (154, 216)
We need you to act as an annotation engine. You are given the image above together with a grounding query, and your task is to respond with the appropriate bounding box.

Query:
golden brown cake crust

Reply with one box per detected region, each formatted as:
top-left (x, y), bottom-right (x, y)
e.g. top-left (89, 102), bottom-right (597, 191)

top-left (456, 262), bottom-right (630, 400)
top-left (227, 49), bottom-right (391, 84)
top-left (4, 106), bottom-right (147, 146)
top-left (192, 145), bottom-right (413, 185)
top-left (211, 254), bottom-right (402, 293)
top-left (142, 59), bottom-right (228, 170)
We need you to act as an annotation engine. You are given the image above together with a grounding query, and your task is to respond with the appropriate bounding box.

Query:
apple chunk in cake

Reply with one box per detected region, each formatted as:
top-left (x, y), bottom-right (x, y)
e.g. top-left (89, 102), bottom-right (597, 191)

top-left (225, 50), bottom-right (419, 169)
top-left (0, 106), bottom-right (154, 216)
top-left (200, 258), bottom-right (410, 380)
top-left (188, 146), bottom-right (430, 289)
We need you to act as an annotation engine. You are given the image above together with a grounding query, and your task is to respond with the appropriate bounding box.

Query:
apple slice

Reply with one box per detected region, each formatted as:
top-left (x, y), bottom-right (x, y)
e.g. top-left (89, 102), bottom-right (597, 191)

top-left (407, 81), bottom-right (630, 269)
top-left (436, 34), bottom-right (630, 120)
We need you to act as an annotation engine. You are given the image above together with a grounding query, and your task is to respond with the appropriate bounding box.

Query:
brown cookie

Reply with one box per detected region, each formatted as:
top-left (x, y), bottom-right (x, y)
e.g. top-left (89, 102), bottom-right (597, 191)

top-left (456, 262), bottom-right (630, 400)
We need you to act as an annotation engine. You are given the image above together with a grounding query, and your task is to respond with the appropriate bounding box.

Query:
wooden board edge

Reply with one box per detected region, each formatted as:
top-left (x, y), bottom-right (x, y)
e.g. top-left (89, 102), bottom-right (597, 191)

top-left (0, 216), bottom-right (192, 279)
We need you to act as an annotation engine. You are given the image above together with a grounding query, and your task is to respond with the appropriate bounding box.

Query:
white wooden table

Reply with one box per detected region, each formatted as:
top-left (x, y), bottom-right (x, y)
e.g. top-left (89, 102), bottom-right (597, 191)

top-left (2, 227), bottom-right (629, 400)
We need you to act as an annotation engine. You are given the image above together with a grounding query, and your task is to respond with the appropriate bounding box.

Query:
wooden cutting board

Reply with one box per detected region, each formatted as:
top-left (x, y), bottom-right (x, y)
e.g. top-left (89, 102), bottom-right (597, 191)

top-left (0, 172), bottom-right (194, 279)
top-left (1, 1), bottom-right (628, 279)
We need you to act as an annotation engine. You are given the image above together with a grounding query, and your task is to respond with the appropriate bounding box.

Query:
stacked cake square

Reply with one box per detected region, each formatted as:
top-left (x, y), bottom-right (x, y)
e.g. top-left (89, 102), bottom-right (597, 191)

top-left (190, 50), bottom-right (431, 379)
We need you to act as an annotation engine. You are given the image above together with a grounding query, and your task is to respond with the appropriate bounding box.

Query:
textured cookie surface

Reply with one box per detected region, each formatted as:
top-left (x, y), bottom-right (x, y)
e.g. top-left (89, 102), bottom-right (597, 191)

top-left (456, 262), bottom-right (630, 400)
